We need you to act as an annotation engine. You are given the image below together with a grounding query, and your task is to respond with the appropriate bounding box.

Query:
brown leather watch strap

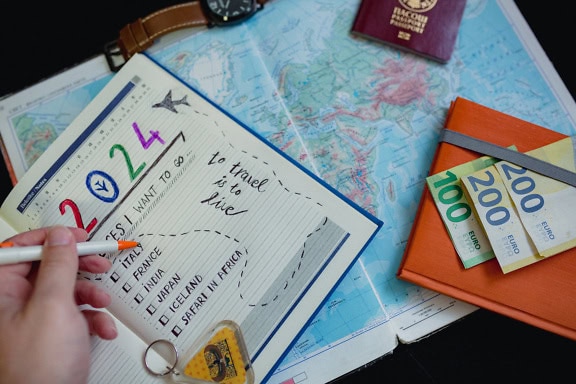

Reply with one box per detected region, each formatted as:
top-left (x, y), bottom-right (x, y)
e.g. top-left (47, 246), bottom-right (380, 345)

top-left (118, 2), bottom-right (208, 62)
top-left (107, 0), bottom-right (269, 72)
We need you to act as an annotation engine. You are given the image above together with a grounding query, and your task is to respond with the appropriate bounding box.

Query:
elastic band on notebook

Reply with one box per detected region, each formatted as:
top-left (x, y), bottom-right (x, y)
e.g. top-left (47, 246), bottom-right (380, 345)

top-left (440, 129), bottom-right (576, 187)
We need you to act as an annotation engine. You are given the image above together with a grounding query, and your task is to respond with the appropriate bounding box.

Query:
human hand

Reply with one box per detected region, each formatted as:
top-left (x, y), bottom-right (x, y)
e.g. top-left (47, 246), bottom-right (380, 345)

top-left (0, 226), bottom-right (117, 384)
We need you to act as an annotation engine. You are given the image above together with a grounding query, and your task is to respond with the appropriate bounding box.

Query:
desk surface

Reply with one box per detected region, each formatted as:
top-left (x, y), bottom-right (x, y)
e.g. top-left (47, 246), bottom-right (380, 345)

top-left (1, 2), bottom-right (575, 383)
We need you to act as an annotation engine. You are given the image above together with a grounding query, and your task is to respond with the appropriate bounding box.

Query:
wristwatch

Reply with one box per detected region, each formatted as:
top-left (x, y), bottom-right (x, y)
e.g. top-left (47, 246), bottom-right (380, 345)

top-left (105, 0), bottom-right (268, 72)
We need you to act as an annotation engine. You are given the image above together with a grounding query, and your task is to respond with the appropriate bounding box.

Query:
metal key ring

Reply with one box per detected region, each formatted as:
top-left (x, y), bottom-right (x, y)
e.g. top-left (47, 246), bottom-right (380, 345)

top-left (144, 339), bottom-right (179, 377)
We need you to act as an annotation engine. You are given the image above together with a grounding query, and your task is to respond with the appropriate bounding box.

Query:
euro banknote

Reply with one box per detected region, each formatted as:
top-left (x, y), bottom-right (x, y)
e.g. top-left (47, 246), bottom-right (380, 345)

top-left (494, 136), bottom-right (576, 257)
top-left (461, 165), bottom-right (542, 273)
top-left (426, 156), bottom-right (498, 268)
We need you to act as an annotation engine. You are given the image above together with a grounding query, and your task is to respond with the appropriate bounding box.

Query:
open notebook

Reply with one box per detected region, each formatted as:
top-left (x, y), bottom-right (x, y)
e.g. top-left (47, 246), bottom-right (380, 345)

top-left (0, 53), bottom-right (381, 383)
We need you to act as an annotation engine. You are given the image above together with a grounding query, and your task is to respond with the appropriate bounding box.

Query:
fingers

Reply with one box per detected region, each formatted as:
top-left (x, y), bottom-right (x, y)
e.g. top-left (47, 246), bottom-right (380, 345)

top-left (78, 255), bottom-right (112, 274)
top-left (74, 280), bottom-right (111, 308)
top-left (83, 310), bottom-right (117, 340)
top-left (8, 226), bottom-right (118, 341)
top-left (75, 276), bottom-right (117, 340)
top-left (0, 227), bottom-right (87, 277)
top-left (3, 227), bottom-right (111, 274)
top-left (2, 227), bottom-right (87, 247)
top-left (31, 226), bottom-right (79, 303)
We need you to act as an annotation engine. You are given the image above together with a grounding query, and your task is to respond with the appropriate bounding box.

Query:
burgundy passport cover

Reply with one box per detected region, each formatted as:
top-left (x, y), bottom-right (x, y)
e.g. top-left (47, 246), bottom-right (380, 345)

top-left (351, 0), bottom-right (466, 63)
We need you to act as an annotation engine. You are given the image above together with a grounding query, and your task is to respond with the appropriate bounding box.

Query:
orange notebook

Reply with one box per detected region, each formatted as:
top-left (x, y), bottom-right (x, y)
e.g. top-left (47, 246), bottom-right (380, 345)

top-left (397, 97), bottom-right (576, 341)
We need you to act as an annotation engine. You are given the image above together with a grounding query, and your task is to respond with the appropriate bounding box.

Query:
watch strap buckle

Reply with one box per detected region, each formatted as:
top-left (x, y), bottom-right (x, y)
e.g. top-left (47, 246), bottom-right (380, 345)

top-left (103, 40), bottom-right (126, 73)
top-left (105, 17), bottom-right (156, 73)
top-left (104, 2), bottom-right (210, 73)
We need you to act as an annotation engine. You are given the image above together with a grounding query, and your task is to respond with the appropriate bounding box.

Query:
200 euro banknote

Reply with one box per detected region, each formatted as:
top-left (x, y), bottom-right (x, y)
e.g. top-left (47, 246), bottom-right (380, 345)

top-left (494, 136), bottom-right (576, 257)
top-left (462, 165), bottom-right (542, 273)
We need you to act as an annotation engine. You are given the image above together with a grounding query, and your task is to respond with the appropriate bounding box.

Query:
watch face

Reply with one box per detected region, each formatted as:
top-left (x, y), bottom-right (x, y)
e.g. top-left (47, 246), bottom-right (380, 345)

top-left (201, 0), bottom-right (260, 25)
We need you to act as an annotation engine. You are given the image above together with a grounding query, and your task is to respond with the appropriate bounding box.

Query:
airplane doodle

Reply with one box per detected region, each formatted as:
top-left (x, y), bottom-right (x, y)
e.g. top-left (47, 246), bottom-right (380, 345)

top-left (152, 90), bottom-right (190, 113)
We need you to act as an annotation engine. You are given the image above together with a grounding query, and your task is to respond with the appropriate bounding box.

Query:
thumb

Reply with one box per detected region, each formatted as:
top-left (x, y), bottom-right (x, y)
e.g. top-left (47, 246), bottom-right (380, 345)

top-left (32, 226), bottom-right (79, 302)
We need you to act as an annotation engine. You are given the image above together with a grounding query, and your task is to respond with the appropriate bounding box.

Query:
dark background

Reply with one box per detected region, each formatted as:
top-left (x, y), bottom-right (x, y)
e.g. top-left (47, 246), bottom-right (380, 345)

top-left (0, 2), bottom-right (574, 383)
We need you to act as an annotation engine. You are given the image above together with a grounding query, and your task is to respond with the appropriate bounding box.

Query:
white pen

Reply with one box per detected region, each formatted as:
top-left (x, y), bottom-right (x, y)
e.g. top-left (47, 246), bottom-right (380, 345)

top-left (0, 240), bottom-right (140, 265)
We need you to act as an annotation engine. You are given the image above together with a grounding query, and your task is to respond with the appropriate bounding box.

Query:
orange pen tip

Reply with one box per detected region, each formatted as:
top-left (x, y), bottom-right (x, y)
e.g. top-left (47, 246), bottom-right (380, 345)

top-left (118, 240), bottom-right (140, 250)
top-left (0, 241), bottom-right (14, 248)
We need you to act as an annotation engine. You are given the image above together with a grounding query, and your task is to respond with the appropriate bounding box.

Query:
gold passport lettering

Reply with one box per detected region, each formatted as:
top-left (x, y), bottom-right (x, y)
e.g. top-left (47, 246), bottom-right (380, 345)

top-left (398, 31), bottom-right (411, 41)
top-left (390, 6), bottom-right (428, 34)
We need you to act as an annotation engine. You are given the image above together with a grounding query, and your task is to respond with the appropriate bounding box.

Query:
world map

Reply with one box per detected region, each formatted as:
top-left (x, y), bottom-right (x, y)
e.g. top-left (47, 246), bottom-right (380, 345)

top-left (3, 0), bottom-right (576, 382)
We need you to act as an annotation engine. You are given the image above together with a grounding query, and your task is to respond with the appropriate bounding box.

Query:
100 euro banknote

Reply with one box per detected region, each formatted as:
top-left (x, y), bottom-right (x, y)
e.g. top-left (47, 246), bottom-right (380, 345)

top-left (461, 165), bottom-right (542, 273)
top-left (494, 136), bottom-right (576, 258)
top-left (427, 156), bottom-right (499, 268)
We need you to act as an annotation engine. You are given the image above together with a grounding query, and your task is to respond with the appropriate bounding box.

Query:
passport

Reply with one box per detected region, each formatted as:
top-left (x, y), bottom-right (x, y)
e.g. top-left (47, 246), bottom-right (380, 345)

top-left (351, 0), bottom-right (466, 63)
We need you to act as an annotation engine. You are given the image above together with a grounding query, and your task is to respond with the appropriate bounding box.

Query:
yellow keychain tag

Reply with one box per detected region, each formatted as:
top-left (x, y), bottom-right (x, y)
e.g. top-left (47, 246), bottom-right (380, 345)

top-left (144, 320), bottom-right (254, 384)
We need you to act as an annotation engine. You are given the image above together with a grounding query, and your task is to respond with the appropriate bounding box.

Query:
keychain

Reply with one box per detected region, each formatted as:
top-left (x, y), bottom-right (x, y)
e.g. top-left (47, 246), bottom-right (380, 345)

top-left (144, 320), bottom-right (254, 384)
